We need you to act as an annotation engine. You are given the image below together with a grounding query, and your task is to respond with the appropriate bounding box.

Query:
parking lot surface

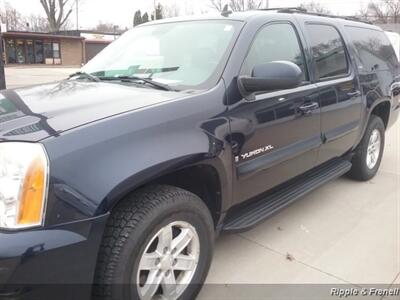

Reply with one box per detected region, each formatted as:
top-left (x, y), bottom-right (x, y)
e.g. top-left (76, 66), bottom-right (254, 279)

top-left (200, 99), bottom-right (400, 300)
top-left (5, 67), bottom-right (399, 300)
top-left (4, 66), bottom-right (79, 89)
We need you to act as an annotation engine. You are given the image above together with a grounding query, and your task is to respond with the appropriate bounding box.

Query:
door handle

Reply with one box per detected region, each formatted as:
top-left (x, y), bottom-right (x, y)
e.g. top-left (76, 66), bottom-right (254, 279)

top-left (298, 102), bottom-right (319, 115)
top-left (347, 90), bottom-right (361, 98)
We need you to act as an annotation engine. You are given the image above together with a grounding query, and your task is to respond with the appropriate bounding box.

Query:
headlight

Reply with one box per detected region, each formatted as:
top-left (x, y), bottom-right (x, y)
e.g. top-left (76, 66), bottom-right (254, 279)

top-left (0, 143), bottom-right (49, 229)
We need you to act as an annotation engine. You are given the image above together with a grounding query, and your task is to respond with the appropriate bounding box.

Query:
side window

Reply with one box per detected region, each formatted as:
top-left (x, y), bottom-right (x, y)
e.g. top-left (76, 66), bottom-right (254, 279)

top-left (345, 26), bottom-right (398, 73)
top-left (306, 24), bottom-right (348, 79)
top-left (53, 42), bottom-right (61, 59)
top-left (241, 23), bottom-right (308, 81)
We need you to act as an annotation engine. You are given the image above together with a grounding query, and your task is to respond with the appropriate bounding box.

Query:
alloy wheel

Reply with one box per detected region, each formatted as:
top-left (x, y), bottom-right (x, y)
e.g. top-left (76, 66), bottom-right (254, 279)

top-left (366, 129), bottom-right (381, 170)
top-left (136, 221), bottom-right (200, 300)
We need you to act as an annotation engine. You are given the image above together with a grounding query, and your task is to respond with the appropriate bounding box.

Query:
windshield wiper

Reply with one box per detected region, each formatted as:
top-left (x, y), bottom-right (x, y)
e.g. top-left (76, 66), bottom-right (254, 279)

top-left (69, 72), bottom-right (101, 82)
top-left (98, 76), bottom-right (175, 91)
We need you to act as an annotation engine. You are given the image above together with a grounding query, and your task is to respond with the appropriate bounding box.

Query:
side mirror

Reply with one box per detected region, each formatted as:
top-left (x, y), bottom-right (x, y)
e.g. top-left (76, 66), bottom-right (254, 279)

top-left (239, 61), bottom-right (303, 96)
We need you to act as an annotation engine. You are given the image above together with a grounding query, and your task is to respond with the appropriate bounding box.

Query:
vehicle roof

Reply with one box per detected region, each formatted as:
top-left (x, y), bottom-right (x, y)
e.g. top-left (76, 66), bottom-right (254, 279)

top-left (146, 10), bottom-right (382, 32)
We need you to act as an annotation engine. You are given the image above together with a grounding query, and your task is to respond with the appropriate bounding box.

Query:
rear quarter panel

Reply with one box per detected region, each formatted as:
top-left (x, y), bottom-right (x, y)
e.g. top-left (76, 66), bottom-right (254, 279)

top-left (340, 21), bottom-right (400, 142)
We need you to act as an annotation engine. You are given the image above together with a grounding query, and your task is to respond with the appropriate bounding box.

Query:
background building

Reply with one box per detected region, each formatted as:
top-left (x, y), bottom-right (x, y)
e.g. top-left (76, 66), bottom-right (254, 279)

top-left (56, 30), bottom-right (120, 62)
top-left (0, 30), bottom-right (120, 66)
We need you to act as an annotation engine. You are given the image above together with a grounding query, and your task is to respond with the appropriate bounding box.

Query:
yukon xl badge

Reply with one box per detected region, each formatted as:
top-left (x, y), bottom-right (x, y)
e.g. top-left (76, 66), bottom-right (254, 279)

top-left (235, 145), bottom-right (275, 163)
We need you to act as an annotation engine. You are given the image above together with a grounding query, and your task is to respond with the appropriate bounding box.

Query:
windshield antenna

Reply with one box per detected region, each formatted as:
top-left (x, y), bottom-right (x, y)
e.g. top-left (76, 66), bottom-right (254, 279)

top-left (221, 5), bottom-right (233, 17)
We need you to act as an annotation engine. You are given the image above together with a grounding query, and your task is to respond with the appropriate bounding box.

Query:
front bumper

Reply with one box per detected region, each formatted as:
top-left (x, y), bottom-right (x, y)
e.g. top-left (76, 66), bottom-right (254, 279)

top-left (0, 214), bottom-right (109, 300)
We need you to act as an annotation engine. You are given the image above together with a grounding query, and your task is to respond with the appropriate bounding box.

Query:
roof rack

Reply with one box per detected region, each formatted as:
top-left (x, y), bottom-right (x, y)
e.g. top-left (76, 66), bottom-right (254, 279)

top-left (258, 7), bottom-right (305, 12)
top-left (257, 7), bottom-right (372, 25)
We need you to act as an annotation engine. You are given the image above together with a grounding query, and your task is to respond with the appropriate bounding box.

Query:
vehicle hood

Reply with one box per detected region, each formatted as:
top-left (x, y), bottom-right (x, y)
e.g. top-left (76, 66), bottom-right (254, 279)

top-left (0, 80), bottom-right (186, 142)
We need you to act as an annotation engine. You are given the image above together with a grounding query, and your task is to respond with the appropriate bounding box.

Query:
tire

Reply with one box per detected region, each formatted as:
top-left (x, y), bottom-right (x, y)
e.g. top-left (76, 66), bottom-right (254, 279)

top-left (93, 185), bottom-right (214, 300)
top-left (348, 115), bottom-right (385, 181)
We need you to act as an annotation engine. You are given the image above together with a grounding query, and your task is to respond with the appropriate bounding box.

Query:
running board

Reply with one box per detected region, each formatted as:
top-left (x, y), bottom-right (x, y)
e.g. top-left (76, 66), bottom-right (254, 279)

top-left (223, 159), bottom-right (352, 233)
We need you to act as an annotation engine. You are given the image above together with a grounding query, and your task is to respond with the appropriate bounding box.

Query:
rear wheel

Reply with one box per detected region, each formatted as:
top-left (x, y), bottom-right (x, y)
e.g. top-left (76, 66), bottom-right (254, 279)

top-left (348, 115), bottom-right (385, 181)
top-left (93, 185), bottom-right (214, 300)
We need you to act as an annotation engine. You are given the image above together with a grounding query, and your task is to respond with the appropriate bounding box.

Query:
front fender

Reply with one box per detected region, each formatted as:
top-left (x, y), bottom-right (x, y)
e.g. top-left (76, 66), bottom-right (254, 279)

top-left (42, 82), bottom-right (232, 226)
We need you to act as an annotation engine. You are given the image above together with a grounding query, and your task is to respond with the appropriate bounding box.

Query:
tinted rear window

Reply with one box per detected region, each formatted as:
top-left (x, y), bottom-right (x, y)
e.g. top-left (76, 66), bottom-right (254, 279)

top-left (345, 26), bottom-right (398, 73)
top-left (306, 24), bottom-right (348, 79)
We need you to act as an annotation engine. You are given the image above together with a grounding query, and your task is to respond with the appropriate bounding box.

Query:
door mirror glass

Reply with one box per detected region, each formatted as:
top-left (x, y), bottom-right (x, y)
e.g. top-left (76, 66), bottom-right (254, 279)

top-left (239, 61), bottom-right (303, 94)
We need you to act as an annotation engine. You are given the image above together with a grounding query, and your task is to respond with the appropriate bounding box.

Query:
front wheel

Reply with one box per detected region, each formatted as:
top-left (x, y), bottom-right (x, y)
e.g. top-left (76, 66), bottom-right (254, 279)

top-left (93, 185), bottom-right (214, 300)
top-left (348, 115), bottom-right (385, 181)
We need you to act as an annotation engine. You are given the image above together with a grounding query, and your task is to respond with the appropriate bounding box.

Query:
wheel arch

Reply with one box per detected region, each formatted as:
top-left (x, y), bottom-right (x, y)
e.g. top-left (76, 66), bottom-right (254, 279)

top-left (100, 157), bottom-right (228, 227)
top-left (370, 100), bottom-right (391, 129)
top-left (355, 99), bottom-right (392, 149)
top-left (153, 164), bottom-right (223, 226)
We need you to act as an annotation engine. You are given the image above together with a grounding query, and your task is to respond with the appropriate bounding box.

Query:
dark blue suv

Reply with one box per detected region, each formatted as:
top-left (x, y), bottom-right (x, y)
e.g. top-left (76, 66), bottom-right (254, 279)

top-left (0, 8), bottom-right (399, 300)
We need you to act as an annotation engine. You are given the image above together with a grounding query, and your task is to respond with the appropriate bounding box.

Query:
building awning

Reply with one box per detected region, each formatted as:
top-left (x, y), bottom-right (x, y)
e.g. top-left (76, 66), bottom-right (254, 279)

top-left (84, 39), bottom-right (113, 44)
top-left (1, 31), bottom-right (85, 40)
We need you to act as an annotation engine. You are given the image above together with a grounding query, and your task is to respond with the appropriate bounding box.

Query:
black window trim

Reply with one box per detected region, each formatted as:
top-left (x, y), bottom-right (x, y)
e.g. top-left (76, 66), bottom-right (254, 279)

top-left (305, 21), bottom-right (353, 83)
top-left (239, 20), bottom-right (312, 88)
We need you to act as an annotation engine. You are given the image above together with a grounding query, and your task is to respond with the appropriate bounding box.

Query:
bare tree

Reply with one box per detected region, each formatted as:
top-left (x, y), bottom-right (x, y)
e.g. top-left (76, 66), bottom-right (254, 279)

top-left (164, 3), bottom-right (181, 18)
top-left (300, 1), bottom-right (331, 14)
top-left (0, 2), bottom-right (26, 31)
top-left (359, 0), bottom-right (400, 23)
top-left (247, 0), bottom-right (264, 10)
top-left (210, 0), bottom-right (224, 12)
top-left (0, 2), bottom-right (54, 32)
top-left (210, 0), bottom-right (264, 12)
top-left (94, 22), bottom-right (119, 33)
top-left (39, 0), bottom-right (76, 32)
top-left (229, 0), bottom-right (264, 11)
top-left (359, 2), bottom-right (388, 23)
top-left (384, 0), bottom-right (400, 22)
top-left (26, 14), bottom-right (51, 32)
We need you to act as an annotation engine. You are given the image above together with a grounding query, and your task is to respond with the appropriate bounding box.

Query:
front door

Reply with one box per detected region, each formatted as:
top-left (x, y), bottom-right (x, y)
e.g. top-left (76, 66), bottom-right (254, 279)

top-left (229, 22), bottom-right (322, 204)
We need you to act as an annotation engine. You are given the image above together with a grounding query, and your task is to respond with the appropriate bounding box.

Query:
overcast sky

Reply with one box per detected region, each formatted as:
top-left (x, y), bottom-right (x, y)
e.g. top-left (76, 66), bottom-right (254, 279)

top-left (1, 0), bottom-right (373, 29)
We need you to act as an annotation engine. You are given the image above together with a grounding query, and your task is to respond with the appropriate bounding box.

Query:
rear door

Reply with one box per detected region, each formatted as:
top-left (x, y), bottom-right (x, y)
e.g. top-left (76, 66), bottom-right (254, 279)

top-left (299, 21), bottom-right (363, 164)
top-left (229, 21), bottom-right (322, 204)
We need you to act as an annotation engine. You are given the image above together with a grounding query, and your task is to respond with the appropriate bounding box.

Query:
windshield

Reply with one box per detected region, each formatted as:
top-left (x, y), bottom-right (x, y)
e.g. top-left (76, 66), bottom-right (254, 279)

top-left (82, 20), bottom-right (242, 90)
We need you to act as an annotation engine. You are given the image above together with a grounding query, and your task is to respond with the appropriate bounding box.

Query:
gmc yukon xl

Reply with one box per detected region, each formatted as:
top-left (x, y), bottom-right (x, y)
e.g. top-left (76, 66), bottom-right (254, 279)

top-left (0, 8), bottom-right (399, 300)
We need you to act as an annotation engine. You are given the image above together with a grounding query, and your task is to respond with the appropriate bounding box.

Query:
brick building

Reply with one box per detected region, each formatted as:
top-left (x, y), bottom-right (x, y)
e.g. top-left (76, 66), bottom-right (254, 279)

top-left (57, 30), bottom-right (120, 62)
top-left (1, 30), bottom-right (120, 66)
